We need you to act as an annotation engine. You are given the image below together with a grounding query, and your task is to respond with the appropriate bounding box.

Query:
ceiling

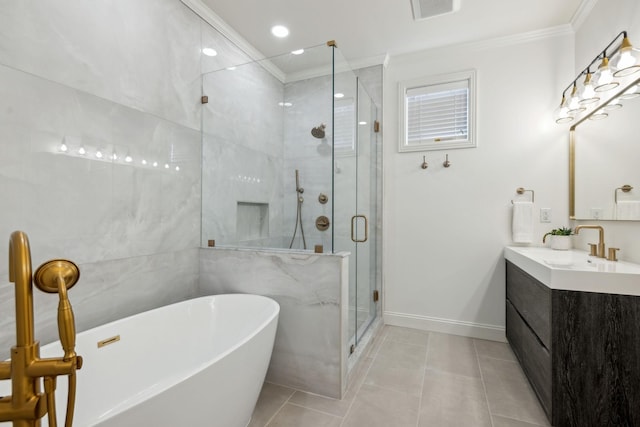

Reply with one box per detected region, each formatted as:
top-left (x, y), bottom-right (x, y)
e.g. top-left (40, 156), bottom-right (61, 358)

top-left (201, 0), bottom-right (589, 68)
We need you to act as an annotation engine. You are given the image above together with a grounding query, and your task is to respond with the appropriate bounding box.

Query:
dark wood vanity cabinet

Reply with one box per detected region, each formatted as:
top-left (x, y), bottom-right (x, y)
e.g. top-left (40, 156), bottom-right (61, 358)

top-left (506, 260), bottom-right (640, 427)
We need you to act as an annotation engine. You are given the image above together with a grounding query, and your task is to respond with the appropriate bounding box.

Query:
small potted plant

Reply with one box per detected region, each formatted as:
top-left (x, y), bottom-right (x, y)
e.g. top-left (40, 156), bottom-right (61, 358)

top-left (543, 227), bottom-right (574, 250)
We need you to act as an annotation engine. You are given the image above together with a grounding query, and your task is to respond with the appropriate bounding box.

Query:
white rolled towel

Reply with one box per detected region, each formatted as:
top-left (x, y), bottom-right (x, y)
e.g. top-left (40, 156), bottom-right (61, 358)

top-left (616, 200), bottom-right (640, 220)
top-left (512, 201), bottom-right (534, 243)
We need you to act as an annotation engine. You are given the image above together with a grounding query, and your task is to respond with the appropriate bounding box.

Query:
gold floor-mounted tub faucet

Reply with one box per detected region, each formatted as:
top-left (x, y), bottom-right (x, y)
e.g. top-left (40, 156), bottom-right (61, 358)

top-left (0, 231), bottom-right (82, 427)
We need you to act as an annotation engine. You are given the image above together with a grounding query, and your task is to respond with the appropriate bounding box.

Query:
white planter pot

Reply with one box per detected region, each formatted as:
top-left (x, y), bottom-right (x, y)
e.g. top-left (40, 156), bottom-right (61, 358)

top-left (551, 235), bottom-right (572, 250)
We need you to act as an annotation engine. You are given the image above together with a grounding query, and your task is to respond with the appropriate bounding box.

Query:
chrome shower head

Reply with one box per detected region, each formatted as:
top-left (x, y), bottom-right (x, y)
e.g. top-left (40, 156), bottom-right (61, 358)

top-left (311, 124), bottom-right (326, 139)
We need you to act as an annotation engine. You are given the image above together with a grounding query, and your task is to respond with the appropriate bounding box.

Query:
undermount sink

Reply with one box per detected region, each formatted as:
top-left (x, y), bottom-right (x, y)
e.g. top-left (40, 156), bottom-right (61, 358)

top-left (504, 246), bottom-right (640, 296)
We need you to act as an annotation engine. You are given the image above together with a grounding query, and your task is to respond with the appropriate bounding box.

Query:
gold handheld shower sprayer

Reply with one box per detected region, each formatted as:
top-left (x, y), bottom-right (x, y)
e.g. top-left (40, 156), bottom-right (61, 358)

top-left (0, 231), bottom-right (82, 427)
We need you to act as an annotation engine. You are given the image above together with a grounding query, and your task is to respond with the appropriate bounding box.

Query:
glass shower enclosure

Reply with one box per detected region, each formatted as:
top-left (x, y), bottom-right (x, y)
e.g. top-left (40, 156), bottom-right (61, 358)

top-left (199, 38), bottom-right (380, 353)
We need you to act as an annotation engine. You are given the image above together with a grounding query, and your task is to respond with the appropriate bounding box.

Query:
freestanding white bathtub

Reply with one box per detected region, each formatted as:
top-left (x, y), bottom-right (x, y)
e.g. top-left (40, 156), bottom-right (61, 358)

top-left (28, 294), bottom-right (279, 427)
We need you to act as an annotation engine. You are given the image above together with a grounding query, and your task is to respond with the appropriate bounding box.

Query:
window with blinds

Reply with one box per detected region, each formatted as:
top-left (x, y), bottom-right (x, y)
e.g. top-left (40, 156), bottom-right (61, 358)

top-left (399, 70), bottom-right (476, 152)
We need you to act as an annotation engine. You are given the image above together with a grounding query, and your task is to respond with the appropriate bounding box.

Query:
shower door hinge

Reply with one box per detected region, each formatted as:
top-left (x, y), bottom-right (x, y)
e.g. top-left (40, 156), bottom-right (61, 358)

top-left (374, 120), bottom-right (380, 133)
top-left (201, 95), bottom-right (209, 104)
top-left (373, 290), bottom-right (379, 302)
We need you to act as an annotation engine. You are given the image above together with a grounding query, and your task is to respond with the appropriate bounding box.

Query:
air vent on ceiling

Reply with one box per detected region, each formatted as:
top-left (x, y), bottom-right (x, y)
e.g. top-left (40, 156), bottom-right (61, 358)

top-left (410, 0), bottom-right (460, 21)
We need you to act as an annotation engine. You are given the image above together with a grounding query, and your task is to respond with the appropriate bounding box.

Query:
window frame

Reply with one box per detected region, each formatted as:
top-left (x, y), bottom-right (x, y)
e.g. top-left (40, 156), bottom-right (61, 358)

top-left (398, 69), bottom-right (477, 152)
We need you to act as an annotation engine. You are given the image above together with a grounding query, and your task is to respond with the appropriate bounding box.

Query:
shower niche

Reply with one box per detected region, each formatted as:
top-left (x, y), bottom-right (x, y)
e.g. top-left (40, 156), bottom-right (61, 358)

top-left (236, 202), bottom-right (269, 243)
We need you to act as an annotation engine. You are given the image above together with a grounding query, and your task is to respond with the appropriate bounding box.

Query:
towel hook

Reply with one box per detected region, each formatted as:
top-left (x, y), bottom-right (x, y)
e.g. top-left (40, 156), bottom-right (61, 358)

top-left (511, 187), bottom-right (534, 204)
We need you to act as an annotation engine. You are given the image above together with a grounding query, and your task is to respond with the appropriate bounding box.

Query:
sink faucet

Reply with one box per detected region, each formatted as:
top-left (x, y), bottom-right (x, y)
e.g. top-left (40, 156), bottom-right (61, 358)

top-left (574, 225), bottom-right (606, 258)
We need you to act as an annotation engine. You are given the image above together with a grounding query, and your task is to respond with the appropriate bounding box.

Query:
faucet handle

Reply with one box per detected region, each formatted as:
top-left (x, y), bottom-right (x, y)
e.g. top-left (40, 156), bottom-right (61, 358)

top-left (588, 243), bottom-right (598, 256)
top-left (607, 247), bottom-right (620, 262)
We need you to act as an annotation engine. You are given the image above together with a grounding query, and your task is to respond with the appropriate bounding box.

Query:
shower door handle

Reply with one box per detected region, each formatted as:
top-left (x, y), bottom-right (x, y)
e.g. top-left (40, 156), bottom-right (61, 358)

top-left (351, 215), bottom-right (368, 243)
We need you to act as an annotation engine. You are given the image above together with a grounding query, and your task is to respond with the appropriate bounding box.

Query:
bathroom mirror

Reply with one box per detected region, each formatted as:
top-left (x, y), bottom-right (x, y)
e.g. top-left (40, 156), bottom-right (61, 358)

top-left (570, 76), bottom-right (640, 221)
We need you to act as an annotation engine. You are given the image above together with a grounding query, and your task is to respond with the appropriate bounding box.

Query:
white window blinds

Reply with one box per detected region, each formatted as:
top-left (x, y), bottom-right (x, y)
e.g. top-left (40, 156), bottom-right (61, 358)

top-left (406, 80), bottom-right (468, 144)
top-left (399, 70), bottom-right (475, 152)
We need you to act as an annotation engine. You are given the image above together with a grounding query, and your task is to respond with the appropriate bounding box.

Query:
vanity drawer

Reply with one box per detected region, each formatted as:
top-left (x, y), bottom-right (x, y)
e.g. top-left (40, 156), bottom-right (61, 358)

top-left (506, 261), bottom-right (551, 350)
top-left (506, 299), bottom-right (552, 419)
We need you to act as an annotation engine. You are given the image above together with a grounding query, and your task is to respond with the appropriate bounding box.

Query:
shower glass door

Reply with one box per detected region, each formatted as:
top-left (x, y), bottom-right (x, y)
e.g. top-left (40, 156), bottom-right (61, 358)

top-left (332, 48), bottom-right (378, 355)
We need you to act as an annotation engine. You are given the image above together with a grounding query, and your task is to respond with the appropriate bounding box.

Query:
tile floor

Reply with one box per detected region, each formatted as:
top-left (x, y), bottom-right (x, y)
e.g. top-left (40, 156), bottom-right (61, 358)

top-left (249, 325), bottom-right (551, 427)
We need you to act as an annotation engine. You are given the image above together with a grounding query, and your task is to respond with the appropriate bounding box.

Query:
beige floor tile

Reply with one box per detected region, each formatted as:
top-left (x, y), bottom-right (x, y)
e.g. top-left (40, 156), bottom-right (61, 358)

top-left (248, 382), bottom-right (296, 427)
top-left (426, 333), bottom-right (481, 378)
top-left (342, 384), bottom-right (420, 427)
top-left (266, 403), bottom-right (342, 427)
top-left (385, 325), bottom-right (430, 347)
top-left (375, 339), bottom-right (428, 369)
top-left (418, 370), bottom-right (492, 427)
top-left (364, 357), bottom-right (425, 396)
top-left (492, 414), bottom-right (550, 427)
top-left (474, 338), bottom-right (517, 361)
top-left (288, 390), bottom-right (353, 418)
top-left (479, 358), bottom-right (550, 426)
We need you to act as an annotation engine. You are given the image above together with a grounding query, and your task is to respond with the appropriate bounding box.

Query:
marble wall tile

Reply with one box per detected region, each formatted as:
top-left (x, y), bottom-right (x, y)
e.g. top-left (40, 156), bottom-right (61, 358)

top-left (0, 248), bottom-right (200, 359)
top-left (0, 0), bottom-right (204, 360)
top-left (0, 0), bottom-right (202, 130)
top-left (0, 63), bottom-right (201, 271)
top-left (199, 247), bottom-right (349, 399)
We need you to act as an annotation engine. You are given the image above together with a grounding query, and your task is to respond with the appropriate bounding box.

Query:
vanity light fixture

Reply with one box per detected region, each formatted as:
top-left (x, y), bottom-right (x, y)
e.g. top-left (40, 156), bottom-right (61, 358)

top-left (619, 84), bottom-right (640, 100)
top-left (593, 57), bottom-right (619, 92)
top-left (603, 97), bottom-right (623, 111)
top-left (611, 35), bottom-right (640, 77)
top-left (555, 31), bottom-right (637, 124)
top-left (578, 72), bottom-right (600, 105)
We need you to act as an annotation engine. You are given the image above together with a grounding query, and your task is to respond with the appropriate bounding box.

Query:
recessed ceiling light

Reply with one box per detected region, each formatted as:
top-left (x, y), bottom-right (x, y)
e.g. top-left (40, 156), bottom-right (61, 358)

top-left (291, 49), bottom-right (304, 55)
top-left (271, 25), bottom-right (289, 38)
top-left (334, 93), bottom-right (345, 98)
top-left (202, 48), bottom-right (218, 57)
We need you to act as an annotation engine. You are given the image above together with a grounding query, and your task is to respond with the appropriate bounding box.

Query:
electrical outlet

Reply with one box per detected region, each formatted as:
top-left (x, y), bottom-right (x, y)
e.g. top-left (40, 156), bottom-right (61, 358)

top-left (540, 208), bottom-right (552, 223)
top-left (590, 208), bottom-right (603, 220)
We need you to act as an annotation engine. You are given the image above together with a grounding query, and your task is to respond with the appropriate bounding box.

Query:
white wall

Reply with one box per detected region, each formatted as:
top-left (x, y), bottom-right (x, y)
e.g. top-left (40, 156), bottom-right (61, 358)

top-left (572, 0), bottom-right (640, 263)
top-left (382, 29), bottom-right (574, 340)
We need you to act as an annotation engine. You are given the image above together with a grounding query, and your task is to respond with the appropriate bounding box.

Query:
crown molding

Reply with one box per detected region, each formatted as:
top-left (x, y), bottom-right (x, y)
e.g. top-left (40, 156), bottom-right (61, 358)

top-left (390, 24), bottom-right (575, 65)
top-left (180, 0), bottom-right (286, 82)
top-left (570, 0), bottom-right (599, 31)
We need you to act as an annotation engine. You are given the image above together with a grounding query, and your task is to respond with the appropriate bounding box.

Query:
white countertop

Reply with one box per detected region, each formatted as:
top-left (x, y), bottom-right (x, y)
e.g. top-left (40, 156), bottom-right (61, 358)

top-left (504, 246), bottom-right (640, 296)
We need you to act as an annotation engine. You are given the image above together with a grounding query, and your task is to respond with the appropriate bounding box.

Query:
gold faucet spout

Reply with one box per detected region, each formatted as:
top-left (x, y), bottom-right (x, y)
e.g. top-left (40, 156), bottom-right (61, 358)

top-left (574, 225), bottom-right (606, 258)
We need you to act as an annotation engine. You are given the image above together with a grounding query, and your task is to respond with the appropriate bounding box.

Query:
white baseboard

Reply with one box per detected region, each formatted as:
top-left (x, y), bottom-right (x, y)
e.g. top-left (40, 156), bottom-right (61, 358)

top-left (384, 311), bottom-right (506, 342)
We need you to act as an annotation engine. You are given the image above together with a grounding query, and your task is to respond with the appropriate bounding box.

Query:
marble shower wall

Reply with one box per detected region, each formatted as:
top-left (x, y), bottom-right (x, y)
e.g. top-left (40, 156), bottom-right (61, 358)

top-left (199, 247), bottom-right (349, 399)
top-left (201, 60), bottom-right (285, 247)
top-left (282, 74), bottom-right (335, 251)
top-left (0, 0), bottom-right (204, 356)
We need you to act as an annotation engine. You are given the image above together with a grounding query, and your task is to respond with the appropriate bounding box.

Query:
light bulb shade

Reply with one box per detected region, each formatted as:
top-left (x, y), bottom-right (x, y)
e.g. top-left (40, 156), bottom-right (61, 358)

top-left (567, 84), bottom-right (586, 114)
top-left (619, 84), bottom-right (640, 100)
top-left (611, 37), bottom-right (640, 77)
top-left (588, 112), bottom-right (608, 121)
top-left (554, 96), bottom-right (574, 124)
top-left (593, 57), bottom-right (619, 92)
top-left (578, 72), bottom-right (600, 105)
top-left (603, 98), bottom-right (623, 110)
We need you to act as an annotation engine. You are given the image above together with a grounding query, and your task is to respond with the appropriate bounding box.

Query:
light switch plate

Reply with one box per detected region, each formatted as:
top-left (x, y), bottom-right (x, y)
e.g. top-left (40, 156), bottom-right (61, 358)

top-left (540, 208), bottom-right (551, 223)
